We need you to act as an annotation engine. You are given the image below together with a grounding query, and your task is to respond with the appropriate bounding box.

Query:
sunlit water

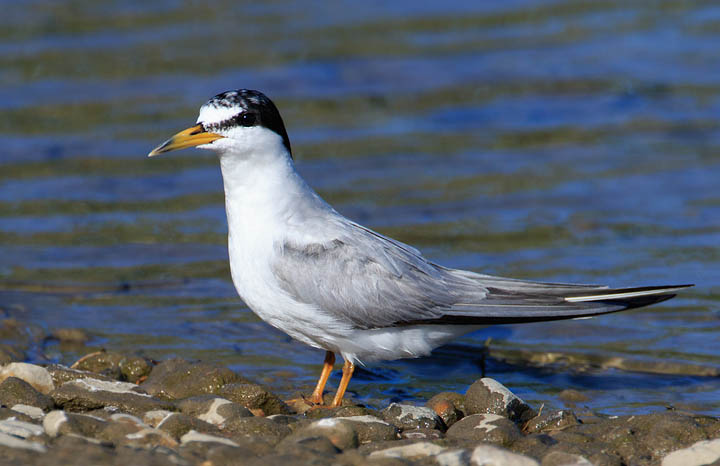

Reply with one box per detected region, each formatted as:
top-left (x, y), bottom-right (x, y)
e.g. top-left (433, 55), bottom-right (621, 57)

top-left (1, 0), bottom-right (719, 415)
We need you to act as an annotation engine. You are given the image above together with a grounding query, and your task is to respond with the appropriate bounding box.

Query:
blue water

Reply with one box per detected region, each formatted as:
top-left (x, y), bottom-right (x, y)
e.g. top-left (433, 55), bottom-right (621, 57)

top-left (1, 0), bottom-right (718, 415)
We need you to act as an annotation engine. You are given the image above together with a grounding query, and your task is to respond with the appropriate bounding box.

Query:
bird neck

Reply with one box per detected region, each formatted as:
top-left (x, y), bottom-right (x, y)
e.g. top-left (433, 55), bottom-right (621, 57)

top-left (218, 148), bottom-right (328, 241)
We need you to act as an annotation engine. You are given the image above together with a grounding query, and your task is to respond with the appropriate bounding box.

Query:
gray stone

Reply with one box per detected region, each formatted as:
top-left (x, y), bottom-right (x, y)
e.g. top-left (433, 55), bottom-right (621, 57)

top-left (0, 362), bottom-right (54, 394)
top-left (97, 412), bottom-right (178, 448)
top-left (43, 410), bottom-right (107, 438)
top-left (51, 377), bottom-right (175, 416)
top-left (0, 376), bottom-right (54, 410)
top-left (218, 382), bottom-right (291, 415)
top-left (140, 358), bottom-right (248, 400)
top-left (465, 378), bottom-right (535, 423)
top-left (524, 409), bottom-right (579, 434)
top-left (72, 351), bottom-right (153, 383)
top-left (222, 415), bottom-right (292, 445)
top-left (177, 395), bottom-right (252, 427)
top-left (154, 412), bottom-right (221, 440)
top-left (662, 438), bottom-right (720, 466)
top-left (287, 417), bottom-right (359, 450)
top-left (0, 407), bottom-right (35, 423)
top-left (541, 451), bottom-right (593, 466)
top-left (51, 328), bottom-right (90, 345)
top-left (180, 429), bottom-right (239, 447)
top-left (45, 364), bottom-right (115, 388)
top-left (471, 444), bottom-right (539, 465)
top-left (446, 413), bottom-right (521, 447)
top-left (400, 428), bottom-right (444, 440)
top-left (381, 403), bottom-right (445, 431)
top-left (333, 415), bottom-right (400, 444)
top-left (368, 440), bottom-right (447, 459)
top-left (10, 404), bottom-right (44, 420)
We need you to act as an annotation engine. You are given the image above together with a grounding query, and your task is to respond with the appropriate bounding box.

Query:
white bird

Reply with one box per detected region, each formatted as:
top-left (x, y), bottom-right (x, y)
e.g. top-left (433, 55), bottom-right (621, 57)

top-left (149, 89), bottom-right (692, 407)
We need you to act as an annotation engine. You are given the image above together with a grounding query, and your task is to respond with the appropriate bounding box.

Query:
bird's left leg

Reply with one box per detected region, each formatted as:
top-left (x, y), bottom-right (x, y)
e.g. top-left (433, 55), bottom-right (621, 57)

top-left (309, 351), bottom-right (335, 405)
top-left (329, 359), bottom-right (355, 408)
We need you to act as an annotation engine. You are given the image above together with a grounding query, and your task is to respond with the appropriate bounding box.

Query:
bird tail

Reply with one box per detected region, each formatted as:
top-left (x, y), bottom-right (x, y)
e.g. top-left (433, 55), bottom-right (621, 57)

top-left (426, 282), bottom-right (694, 325)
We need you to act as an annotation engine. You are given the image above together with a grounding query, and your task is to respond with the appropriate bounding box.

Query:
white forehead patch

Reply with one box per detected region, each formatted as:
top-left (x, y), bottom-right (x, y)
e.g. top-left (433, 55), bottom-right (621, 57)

top-left (197, 103), bottom-right (240, 125)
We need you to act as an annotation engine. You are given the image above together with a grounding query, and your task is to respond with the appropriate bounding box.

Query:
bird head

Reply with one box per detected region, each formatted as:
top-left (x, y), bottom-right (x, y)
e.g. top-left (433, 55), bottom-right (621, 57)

top-left (148, 89), bottom-right (292, 159)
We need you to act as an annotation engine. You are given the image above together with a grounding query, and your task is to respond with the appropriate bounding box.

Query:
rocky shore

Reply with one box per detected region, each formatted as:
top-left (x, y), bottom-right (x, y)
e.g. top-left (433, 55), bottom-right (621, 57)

top-left (0, 322), bottom-right (718, 465)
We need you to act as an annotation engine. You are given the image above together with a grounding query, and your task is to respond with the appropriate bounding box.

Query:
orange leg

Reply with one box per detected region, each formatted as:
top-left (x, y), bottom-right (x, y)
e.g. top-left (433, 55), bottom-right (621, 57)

top-left (309, 351), bottom-right (335, 405)
top-left (330, 359), bottom-right (355, 408)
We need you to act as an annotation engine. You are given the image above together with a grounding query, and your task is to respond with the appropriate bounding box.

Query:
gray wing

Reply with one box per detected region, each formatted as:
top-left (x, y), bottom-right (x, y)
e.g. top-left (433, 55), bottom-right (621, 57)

top-left (271, 221), bottom-right (690, 329)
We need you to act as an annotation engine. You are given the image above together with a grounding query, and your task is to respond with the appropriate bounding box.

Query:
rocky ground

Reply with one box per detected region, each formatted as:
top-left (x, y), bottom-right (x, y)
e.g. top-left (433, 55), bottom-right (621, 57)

top-left (0, 320), bottom-right (718, 465)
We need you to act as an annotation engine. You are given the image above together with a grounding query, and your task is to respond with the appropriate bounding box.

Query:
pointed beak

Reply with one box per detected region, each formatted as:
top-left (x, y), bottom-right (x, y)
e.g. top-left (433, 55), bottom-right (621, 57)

top-left (148, 124), bottom-right (224, 157)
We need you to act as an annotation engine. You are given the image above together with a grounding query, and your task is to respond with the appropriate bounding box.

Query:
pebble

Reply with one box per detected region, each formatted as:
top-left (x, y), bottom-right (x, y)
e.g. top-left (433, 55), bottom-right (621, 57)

top-left (180, 429), bottom-right (239, 447)
top-left (0, 362), bottom-right (55, 394)
top-left (662, 438), bottom-right (720, 466)
top-left (426, 391), bottom-right (465, 427)
top-left (0, 376), bottom-right (54, 411)
top-left (333, 415), bottom-right (400, 444)
top-left (140, 358), bottom-right (248, 400)
top-left (218, 382), bottom-right (291, 415)
top-left (381, 402), bottom-right (445, 431)
top-left (524, 409), bottom-right (579, 434)
top-left (541, 451), bottom-right (593, 466)
top-left (465, 378), bottom-right (536, 423)
top-left (10, 404), bottom-right (45, 420)
top-left (446, 413), bottom-right (521, 446)
top-left (51, 377), bottom-right (174, 416)
top-left (471, 444), bottom-right (539, 466)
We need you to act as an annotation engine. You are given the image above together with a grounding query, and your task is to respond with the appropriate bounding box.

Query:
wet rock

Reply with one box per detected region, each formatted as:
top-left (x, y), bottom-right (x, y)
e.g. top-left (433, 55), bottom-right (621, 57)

top-left (48, 434), bottom-right (183, 466)
top-left (426, 391), bottom-right (465, 428)
top-left (381, 403), bottom-right (444, 431)
top-left (97, 412), bottom-right (178, 448)
top-left (222, 415), bottom-right (292, 445)
top-left (51, 328), bottom-right (90, 345)
top-left (558, 389), bottom-right (589, 404)
top-left (43, 410), bottom-right (107, 438)
top-left (465, 378), bottom-right (536, 423)
top-left (9, 404), bottom-right (44, 420)
top-left (287, 417), bottom-right (359, 451)
top-left (0, 362), bottom-right (54, 394)
top-left (400, 428), bottom-right (444, 440)
top-left (470, 444), bottom-right (539, 466)
top-left (662, 438), bottom-right (720, 466)
top-left (541, 451), bottom-right (593, 466)
top-left (141, 358), bottom-right (248, 400)
top-left (0, 376), bottom-right (54, 411)
top-left (446, 413), bottom-right (521, 447)
top-left (0, 319), bottom-right (44, 351)
top-left (0, 418), bottom-right (44, 439)
top-left (148, 411), bottom-right (221, 440)
top-left (276, 433), bottom-right (341, 458)
top-left (524, 409), bottom-right (579, 434)
top-left (45, 364), bottom-right (115, 387)
top-left (72, 351), bottom-right (153, 383)
top-left (0, 407), bottom-right (35, 423)
top-left (218, 382), bottom-right (291, 415)
top-left (586, 412), bottom-right (714, 464)
top-left (177, 395), bottom-right (252, 427)
top-left (51, 377), bottom-right (175, 416)
top-left (0, 432), bottom-right (46, 454)
top-left (368, 441), bottom-right (447, 460)
top-left (180, 429), bottom-right (239, 447)
top-left (333, 415), bottom-right (400, 444)
top-left (510, 433), bottom-right (557, 460)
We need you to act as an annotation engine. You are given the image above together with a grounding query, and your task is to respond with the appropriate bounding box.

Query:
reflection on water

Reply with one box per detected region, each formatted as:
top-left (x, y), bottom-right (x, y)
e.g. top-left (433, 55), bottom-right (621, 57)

top-left (1, 0), bottom-right (719, 415)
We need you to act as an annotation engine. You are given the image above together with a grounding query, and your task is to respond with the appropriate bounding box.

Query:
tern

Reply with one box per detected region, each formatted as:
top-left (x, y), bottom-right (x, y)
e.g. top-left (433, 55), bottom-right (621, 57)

top-left (149, 89), bottom-right (692, 408)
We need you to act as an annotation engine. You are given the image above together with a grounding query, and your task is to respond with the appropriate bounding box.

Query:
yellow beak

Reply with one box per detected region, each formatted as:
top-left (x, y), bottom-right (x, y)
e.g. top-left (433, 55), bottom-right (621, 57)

top-left (148, 124), bottom-right (224, 157)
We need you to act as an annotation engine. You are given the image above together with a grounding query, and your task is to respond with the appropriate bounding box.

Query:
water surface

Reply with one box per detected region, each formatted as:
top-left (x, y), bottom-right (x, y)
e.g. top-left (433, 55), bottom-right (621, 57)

top-left (1, 0), bottom-right (719, 415)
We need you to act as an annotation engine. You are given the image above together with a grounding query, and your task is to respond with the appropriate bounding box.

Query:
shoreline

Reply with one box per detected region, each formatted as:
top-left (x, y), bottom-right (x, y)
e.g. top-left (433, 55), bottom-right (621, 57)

top-left (0, 339), bottom-right (718, 466)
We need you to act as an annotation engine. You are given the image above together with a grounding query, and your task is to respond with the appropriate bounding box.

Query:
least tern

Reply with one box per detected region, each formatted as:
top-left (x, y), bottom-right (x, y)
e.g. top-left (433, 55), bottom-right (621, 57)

top-left (149, 89), bottom-right (692, 407)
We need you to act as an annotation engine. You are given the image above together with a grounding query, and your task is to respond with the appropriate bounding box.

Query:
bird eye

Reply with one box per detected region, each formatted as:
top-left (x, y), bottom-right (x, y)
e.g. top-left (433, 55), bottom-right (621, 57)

top-left (239, 113), bottom-right (256, 127)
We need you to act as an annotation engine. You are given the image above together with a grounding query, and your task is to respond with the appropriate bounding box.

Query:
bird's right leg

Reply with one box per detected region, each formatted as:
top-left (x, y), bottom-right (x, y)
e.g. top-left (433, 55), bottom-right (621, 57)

top-left (309, 351), bottom-right (335, 405)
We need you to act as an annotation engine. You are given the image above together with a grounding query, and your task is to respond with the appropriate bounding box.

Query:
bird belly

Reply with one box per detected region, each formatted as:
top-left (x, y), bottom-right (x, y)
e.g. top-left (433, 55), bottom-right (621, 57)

top-left (327, 324), bottom-right (483, 366)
